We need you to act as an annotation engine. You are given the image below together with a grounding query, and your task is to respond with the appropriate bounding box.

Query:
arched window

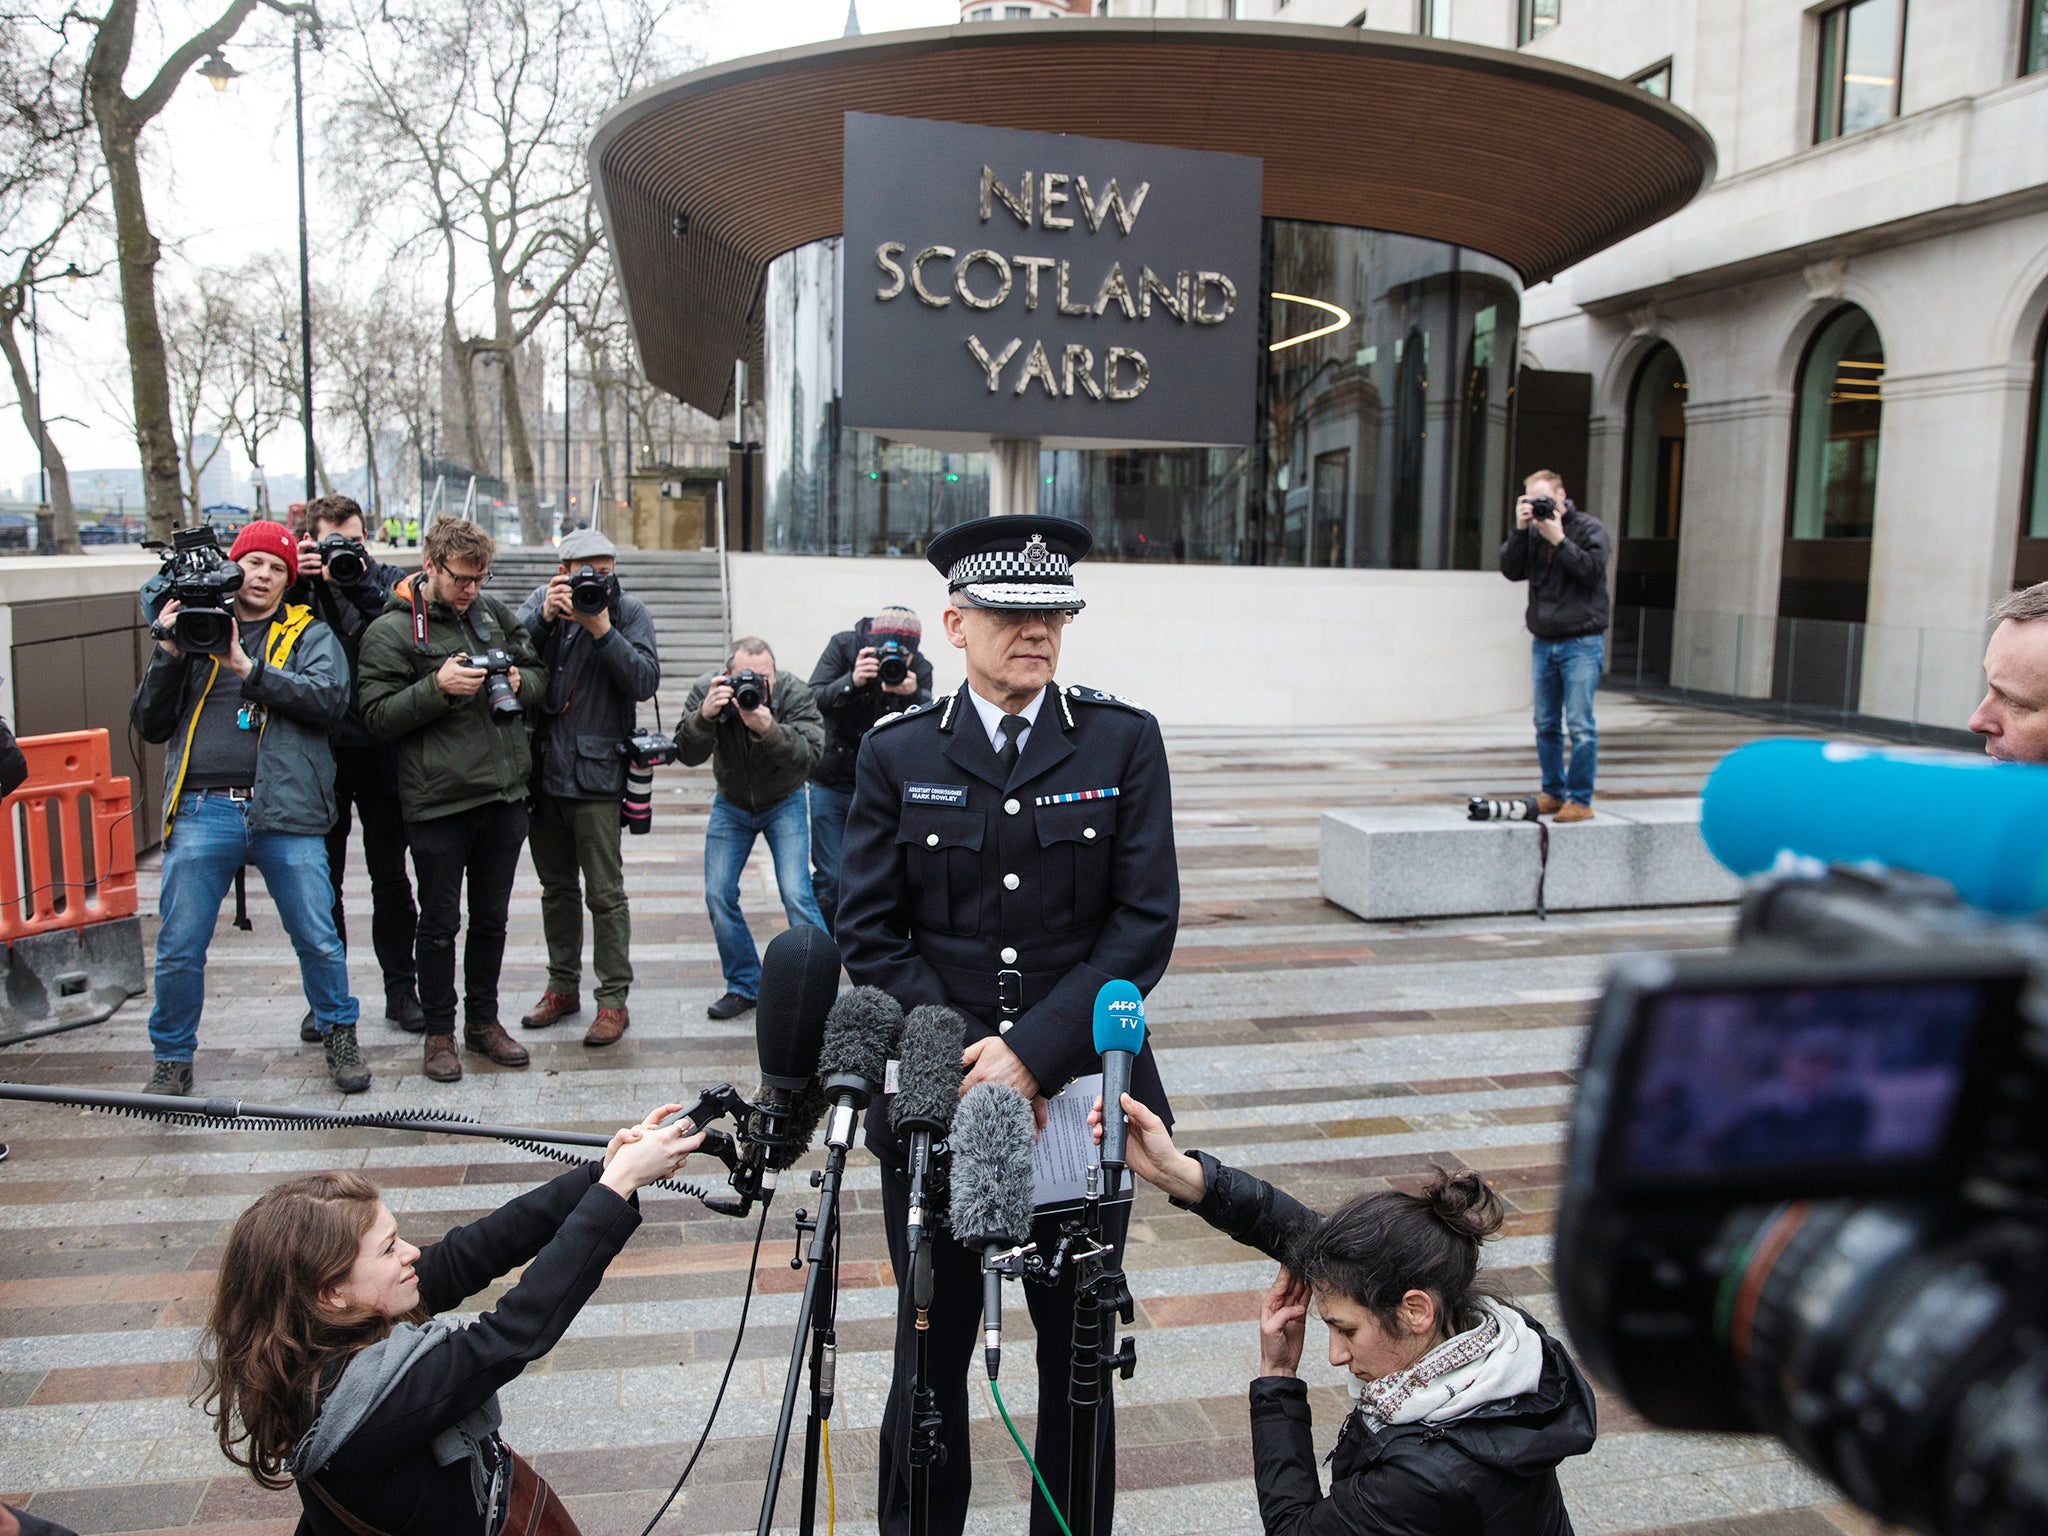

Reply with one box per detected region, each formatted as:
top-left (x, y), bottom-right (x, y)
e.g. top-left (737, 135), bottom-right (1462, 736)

top-left (2019, 317), bottom-right (2048, 587)
top-left (1789, 306), bottom-right (1884, 541)
top-left (1623, 343), bottom-right (1686, 542)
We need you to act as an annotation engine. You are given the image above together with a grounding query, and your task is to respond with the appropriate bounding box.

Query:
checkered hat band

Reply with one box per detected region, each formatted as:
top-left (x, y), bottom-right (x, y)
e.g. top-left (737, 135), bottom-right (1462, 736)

top-left (945, 550), bottom-right (1073, 585)
top-left (959, 582), bottom-right (1087, 611)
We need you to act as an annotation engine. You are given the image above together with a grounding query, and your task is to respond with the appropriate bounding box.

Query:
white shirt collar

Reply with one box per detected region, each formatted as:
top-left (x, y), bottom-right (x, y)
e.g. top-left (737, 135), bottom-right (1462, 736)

top-left (966, 683), bottom-right (1046, 754)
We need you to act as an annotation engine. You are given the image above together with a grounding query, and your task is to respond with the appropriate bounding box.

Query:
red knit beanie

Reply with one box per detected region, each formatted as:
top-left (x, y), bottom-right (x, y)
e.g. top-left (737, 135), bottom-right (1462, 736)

top-left (230, 520), bottom-right (298, 581)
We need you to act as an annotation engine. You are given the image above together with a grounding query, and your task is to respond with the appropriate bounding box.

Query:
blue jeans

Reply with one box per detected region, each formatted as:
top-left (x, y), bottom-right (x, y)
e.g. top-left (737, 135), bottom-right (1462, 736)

top-left (705, 789), bottom-right (827, 998)
top-left (148, 791), bottom-right (359, 1062)
top-left (808, 782), bottom-right (854, 937)
top-left (1532, 635), bottom-right (1603, 805)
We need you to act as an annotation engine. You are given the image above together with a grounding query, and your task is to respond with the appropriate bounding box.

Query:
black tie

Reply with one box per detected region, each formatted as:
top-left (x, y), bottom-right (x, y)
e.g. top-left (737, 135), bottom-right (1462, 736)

top-left (997, 713), bottom-right (1027, 778)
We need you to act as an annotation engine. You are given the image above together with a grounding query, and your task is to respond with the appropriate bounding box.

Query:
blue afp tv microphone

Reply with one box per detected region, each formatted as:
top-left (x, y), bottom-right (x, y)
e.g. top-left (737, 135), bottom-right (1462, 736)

top-left (1093, 979), bottom-right (1147, 1194)
top-left (1700, 740), bottom-right (2048, 916)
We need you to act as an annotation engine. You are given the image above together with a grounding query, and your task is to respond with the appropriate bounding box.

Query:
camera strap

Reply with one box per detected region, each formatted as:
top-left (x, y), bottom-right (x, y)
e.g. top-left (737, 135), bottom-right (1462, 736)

top-left (408, 571), bottom-right (432, 652)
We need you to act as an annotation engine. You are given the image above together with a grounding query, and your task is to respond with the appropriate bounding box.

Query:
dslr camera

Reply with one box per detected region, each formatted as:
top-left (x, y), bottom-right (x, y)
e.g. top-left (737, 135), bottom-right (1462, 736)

top-left (874, 639), bottom-right (913, 688)
top-left (620, 727), bottom-right (680, 768)
top-left (1558, 866), bottom-right (2048, 1535)
top-left (144, 526), bottom-right (244, 656)
top-left (459, 647), bottom-right (523, 720)
top-left (569, 563), bottom-right (616, 617)
top-left (1525, 494), bottom-right (1559, 521)
top-left (316, 534), bottom-right (369, 584)
top-left (726, 669), bottom-right (768, 713)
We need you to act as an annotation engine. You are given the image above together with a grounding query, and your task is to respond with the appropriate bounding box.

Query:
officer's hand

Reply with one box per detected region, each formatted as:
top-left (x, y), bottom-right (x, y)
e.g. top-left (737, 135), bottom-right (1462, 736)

top-left (1088, 1092), bottom-right (1204, 1203)
top-left (438, 655), bottom-right (487, 698)
top-left (883, 669), bottom-right (920, 696)
top-left (153, 599), bottom-right (185, 657)
top-left (961, 1035), bottom-right (1040, 1105)
top-left (1534, 511), bottom-right (1566, 546)
top-left (1514, 496), bottom-right (1534, 530)
top-left (542, 574), bottom-right (575, 622)
top-left (851, 647), bottom-right (880, 685)
top-left (739, 703), bottom-right (775, 736)
top-left (700, 679), bottom-right (733, 720)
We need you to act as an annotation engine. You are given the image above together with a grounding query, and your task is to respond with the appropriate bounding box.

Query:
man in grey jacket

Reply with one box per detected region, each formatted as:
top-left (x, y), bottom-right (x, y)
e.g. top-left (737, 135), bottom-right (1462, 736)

top-left (676, 638), bottom-right (825, 1019)
top-left (513, 530), bottom-right (660, 1046)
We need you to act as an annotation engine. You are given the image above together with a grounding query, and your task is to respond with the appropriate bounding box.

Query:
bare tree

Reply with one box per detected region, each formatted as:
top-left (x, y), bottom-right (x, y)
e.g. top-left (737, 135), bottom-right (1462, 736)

top-left (330, 0), bottom-right (688, 544)
top-left (161, 282), bottom-right (241, 527)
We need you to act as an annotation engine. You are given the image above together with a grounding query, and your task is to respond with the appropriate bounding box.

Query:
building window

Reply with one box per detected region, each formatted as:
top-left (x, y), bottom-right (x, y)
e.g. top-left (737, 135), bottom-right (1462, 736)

top-left (2026, 320), bottom-right (2048, 538)
top-left (1624, 343), bottom-right (1686, 544)
top-left (1789, 306), bottom-right (1884, 541)
top-left (1814, 0), bottom-right (1905, 144)
top-left (1417, 0), bottom-right (1450, 37)
top-left (1632, 60), bottom-right (1672, 98)
top-left (1003, 3), bottom-right (1031, 15)
top-left (1517, 0), bottom-right (1558, 45)
top-left (968, 5), bottom-right (992, 17)
top-left (2026, 0), bottom-right (2048, 75)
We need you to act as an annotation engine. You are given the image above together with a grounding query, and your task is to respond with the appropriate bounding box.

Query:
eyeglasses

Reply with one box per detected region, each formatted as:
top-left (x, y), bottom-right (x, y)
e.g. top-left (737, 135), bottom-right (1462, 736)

top-left (438, 568), bottom-right (491, 590)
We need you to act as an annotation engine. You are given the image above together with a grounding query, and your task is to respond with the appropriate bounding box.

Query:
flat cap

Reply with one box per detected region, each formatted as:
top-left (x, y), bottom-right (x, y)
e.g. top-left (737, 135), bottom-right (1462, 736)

top-left (558, 527), bottom-right (617, 562)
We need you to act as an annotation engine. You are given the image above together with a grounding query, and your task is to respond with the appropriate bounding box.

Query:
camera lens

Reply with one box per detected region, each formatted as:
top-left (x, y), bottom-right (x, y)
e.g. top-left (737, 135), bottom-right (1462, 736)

top-left (174, 607), bottom-right (234, 656)
top-left (878, 653), bottom-right (909, 686)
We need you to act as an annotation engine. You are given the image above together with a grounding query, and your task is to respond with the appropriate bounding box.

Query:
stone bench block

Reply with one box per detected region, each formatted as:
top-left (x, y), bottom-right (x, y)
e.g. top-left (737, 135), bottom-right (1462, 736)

top-left (1318, 799), bottom-right (1739, 921)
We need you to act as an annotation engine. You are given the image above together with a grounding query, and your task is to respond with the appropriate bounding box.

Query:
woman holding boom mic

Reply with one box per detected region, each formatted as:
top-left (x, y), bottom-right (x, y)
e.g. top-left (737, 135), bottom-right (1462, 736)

top-left (197, 1104), bottom-right (704, 1536)
top-left (1093, 1093), bottom-right (1594, 1536)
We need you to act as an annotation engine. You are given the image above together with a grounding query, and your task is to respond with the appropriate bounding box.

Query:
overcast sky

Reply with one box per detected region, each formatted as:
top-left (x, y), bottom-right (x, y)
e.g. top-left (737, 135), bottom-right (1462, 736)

top-left (0, 0), bottom-right (958, 494)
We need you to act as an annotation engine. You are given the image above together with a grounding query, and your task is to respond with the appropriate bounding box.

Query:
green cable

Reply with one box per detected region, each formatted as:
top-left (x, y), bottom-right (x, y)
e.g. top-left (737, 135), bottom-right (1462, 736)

top-left (990, 1379), bottom-right (1075, 1536)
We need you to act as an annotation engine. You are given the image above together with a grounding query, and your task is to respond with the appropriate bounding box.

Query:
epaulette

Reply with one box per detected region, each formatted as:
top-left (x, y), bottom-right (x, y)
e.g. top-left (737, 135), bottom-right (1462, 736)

top-left (1065, 685), bottom-right (1149, 717)
top-left (867, 702), bottom-right (934, 735)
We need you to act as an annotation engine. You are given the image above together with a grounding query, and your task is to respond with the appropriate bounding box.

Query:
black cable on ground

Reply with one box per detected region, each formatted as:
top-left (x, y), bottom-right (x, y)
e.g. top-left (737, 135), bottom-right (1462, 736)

top-left (638, 1196), bottom-right (772, 1536)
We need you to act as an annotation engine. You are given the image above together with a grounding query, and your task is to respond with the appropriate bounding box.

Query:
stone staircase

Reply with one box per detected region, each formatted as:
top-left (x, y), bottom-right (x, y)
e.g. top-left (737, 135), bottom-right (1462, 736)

top-left (478, 547), bottom-right (728, 725)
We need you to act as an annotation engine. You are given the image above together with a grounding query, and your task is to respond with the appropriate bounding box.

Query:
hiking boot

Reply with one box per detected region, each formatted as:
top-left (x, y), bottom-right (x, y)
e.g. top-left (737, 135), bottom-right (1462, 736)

top-left (323, 1023), bottom-right (372, 1094)
top-left (385, 985), bottom-right (426, 1033)
top-left (706, 991), bottom-right (755, 1021)
top-left (423, 1034), bottom-right (462, 1083)
top-left (1555, 802), bottom-right (1594, 823)
top-left (521, 990), bottom-right (581, 1030)
top-left (464, 1019), bottom-right (530, 1068)
top-left (299, 1008), bottom-right (320, 1043)
top-left (584, 1006), bottom-right (630, 1048)
top-left (144, 1059), bottom-right (194, 1096)
top-left (1536, 794), bottom-right (1565, 815)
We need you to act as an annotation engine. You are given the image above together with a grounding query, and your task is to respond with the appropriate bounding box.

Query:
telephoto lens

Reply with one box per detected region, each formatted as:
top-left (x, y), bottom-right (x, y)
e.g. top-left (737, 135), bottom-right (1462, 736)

top-left (1467, 795), bottom-right (1541, 822)
top-left (621, 758), bottom-right (654, 835)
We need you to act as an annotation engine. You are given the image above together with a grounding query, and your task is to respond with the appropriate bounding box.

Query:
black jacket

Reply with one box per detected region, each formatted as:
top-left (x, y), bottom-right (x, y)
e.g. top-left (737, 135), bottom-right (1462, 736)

top-left (515, 583), bottom-right (662, 801)
top-left (0, 713), bottom-right (27, 797)
top-left (1498, 504), bottom-right (1611, 640)
top-left (285, 558), bottom-right (407, 750)
top-left (295, 1163), bottom-right (641, 1536)
top-left (807, 622), bottom-right (934, 791)
top-left (1180, 1157), bottom-right (1596, 1536)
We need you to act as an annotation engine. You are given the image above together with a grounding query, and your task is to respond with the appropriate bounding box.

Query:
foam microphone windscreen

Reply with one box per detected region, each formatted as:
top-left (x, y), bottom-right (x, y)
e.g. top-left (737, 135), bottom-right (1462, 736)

top-left (890, 1005), bottom-right (967, 1138)
top-left (754, 925), bottom-right (843, 1089)
top-left (947, 1083), bottom-right (1035, 1246)
top-left (761, 1080), bottom-right (832, 1172)
top-left (817, 985), bottom-right (903, 1090)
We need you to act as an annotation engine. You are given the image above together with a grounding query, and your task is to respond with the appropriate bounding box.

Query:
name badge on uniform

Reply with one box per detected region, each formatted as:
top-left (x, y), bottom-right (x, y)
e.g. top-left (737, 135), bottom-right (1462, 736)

top-left (903, 782), bottom-right (970, 807)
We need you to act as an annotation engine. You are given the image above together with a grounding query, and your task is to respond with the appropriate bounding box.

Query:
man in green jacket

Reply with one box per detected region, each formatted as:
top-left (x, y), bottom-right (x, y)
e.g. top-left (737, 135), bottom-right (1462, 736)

top-left (357, 517), bottom-right (547, 1082)
top-left (676, 637), bottom-right (825, 1019)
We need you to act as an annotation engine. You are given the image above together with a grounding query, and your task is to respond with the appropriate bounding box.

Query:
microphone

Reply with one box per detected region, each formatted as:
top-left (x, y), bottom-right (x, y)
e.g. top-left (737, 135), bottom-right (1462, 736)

top-left (816, 986), bottom-right (903, 1150)
top-left (1700, 740), bottom-right (2048, 916)
top-left (1092, 980), bottom-right (1146, 1195)
top-left (948, 1082), bottom-right (1036, 1380)
top-left (890, 1005), bottom-right (967, 1267)
top-left (748, 925), bottom-right (842, 1171)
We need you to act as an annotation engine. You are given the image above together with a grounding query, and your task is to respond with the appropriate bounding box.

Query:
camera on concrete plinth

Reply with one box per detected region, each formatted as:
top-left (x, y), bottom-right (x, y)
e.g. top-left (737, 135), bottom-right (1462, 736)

top-left (459, 647), bottom-right (522, 719)
top-left (1557, 865), bottom-right (2048, 1535)
top-left (569, 564), bottom-right (616, 617)
top-left (727, 669), bottom-right (768, 713)
top-left (144, 526), bottom-right (244, 656)
top-left (1467, 795), bottom-right (1541, 822)
top-left (317, 534), bottom-right (369, 584)
top-left (875, 639), bottom-right (912, 687)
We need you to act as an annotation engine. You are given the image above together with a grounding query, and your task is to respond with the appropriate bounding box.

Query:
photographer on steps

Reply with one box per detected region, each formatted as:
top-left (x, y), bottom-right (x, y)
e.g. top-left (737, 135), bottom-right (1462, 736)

top-left (513, 529), bottom-right (660, 1049)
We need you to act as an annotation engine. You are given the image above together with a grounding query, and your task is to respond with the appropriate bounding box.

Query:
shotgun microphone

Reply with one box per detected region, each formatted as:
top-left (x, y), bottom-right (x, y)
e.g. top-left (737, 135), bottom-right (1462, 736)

top-left (949, 1082), bottom-right (1036, 1380)
top-left (816, 986), bottom-right (902, 1149)
top-left (747, 925), bottom-right (841, 1170)
top-left (890, 1004), bottom-right (968, 1267)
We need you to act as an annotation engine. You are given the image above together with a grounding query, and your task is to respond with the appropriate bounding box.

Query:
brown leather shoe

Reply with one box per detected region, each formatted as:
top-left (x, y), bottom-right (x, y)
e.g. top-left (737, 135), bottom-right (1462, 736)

top-left (464, 1019), bottom-right (530, 1068)
top-left (521, 990), bottom-right (581, 1030)
top-left (584, 1006), bottom-right (630, 1048)
top-left (1554, 802), bottom-right (1594, 823)
top-left (1536, 794), bottom-right (1565, 815)
top-left (423, 1034), bottom-right (462, 1083)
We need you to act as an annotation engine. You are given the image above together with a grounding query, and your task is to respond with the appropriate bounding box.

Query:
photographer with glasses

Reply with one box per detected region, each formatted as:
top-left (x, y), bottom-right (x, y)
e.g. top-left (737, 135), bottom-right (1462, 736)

top-left (358, 518), bottom-right (547, 1084)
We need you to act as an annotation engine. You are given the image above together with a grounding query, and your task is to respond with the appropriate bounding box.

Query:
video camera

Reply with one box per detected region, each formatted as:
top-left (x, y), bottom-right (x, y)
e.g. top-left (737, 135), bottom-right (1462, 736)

top-left (143, 527), bottom-right (244, 656)
top-left (1557, 745), bottom-right (2048, 1535)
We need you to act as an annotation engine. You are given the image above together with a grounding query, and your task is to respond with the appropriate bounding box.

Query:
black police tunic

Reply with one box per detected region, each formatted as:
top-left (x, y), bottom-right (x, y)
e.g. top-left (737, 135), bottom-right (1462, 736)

top-left (836, 679), bottom-right (1180, 1137)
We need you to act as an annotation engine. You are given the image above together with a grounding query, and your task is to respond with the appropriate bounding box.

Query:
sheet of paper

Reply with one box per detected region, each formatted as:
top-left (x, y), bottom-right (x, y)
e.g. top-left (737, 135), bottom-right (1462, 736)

top-left (1032, 1073), bottom-right (1129, 1212)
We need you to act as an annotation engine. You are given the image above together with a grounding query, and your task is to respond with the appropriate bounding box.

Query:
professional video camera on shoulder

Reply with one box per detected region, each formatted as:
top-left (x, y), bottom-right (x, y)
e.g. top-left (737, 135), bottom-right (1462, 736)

top-left (1558, 740), bottom-right (2048, 1536)
top-left (143, 526), bottom-right (243, 656)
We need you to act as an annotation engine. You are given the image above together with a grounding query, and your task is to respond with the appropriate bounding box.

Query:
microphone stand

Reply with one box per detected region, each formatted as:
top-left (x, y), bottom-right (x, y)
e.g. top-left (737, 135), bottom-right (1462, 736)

top-left (795, 1196), bottom-right (839, 1536)
top-left (1065, 1164), bottom-right (1136, 1536)
top-left (908, 1238), bottom-right (940, 1536)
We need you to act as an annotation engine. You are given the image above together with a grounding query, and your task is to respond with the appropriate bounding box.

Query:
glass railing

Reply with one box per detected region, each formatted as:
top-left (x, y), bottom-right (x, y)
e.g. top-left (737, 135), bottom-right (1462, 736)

top-left (1606, 605), bottom-right (1990, 741)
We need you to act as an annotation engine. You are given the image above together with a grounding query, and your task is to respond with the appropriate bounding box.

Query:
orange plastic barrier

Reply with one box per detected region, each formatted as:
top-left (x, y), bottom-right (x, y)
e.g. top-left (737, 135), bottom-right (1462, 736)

top-left (0, 729), bottom-right (138, 941)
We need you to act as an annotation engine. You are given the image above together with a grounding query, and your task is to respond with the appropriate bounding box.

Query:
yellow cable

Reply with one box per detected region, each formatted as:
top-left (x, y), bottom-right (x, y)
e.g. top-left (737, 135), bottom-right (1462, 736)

top-left (823, 1419), bottom-right (835, 1536)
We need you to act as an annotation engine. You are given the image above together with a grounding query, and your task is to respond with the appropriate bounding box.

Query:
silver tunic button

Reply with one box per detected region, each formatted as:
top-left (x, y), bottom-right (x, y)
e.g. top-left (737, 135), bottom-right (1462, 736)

top-left (1083, 827), bottom-right (1097, 840)
top-left (926, 833), bottom-right (940, 847)
top-left (1003, 873), bottom-right (1020, 890)
top-left (1000, 946), bottom-right (1018, 964)
top-left (1004, 798), bottom-right (1020, 815)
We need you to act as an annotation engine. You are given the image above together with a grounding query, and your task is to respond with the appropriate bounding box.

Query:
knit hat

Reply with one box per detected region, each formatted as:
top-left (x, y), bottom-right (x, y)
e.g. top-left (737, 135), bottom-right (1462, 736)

top-left (230, 520), bottom-right (298, 581)
top-left (871, 606), bottom-right (921, 643)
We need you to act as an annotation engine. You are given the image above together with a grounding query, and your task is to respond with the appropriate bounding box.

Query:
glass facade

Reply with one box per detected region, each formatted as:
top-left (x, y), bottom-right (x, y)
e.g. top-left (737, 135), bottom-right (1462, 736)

top-left (2029, 0), bottom-right (2048, 77)
top-left (1815, 0), bottom-right (1904, 144)
top-left (761, 220), bottom-right (1521, 570)
top-left (1789, 306), bottom-right (1884, 540)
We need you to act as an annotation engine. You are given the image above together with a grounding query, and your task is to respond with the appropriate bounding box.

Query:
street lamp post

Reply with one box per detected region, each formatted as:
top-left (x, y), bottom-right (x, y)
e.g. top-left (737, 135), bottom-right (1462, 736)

top-left (563, 302), bottom-right (572, 533)
top-left (292, 25), bottom-right (316, 500)
top-left (22, 262), bottom-right (83, 553)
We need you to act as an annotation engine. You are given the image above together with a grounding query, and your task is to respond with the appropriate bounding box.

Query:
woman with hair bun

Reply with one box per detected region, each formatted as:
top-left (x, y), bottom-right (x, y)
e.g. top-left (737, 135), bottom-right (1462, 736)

top-left (1093, 1094), bottom-right (1594, 1535)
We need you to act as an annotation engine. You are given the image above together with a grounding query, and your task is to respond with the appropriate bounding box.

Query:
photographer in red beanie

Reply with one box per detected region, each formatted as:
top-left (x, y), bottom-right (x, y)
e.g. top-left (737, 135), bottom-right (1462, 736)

top-left (131, 519), bottom-right (361, 1097)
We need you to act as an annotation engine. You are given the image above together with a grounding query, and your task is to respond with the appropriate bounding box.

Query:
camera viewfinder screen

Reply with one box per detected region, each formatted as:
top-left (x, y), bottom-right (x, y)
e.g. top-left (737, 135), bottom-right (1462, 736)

top-left (1619, 982), bottom-right (1984, 1180)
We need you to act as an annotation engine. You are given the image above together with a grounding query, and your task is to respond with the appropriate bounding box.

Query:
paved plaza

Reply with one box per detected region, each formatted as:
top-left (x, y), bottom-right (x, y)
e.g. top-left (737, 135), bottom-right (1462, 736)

top-left (0, 696), bottom-right (1893, 1536)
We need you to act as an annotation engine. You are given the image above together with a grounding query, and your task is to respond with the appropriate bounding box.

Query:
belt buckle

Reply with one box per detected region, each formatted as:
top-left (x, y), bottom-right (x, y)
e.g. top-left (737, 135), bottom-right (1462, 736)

top-left (996, 969), bottom-right (1023, 1015)
top-left (228, 786), bottom-right (254, 803)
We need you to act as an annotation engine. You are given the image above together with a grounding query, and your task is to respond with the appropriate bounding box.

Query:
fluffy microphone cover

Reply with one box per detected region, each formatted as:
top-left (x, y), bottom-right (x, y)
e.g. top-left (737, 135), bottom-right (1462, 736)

top-left (947, 1083), bottom-right (1035, 1246)
top-left (889, 1005), bottom-right (967, 1136)
top-left (817, 986), bottom-right (902, 1088)
top-left (754, 925), bottom-right (843, 1087)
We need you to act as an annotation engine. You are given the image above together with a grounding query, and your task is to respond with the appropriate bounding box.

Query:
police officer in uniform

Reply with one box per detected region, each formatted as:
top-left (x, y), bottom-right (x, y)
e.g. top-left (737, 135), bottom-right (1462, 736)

top-left (837, 514), bottom-right (1179, 1536)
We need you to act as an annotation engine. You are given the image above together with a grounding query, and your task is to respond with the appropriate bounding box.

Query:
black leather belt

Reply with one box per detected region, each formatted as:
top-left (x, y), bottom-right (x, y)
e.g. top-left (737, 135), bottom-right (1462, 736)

top-left (933, 962), bottom-right (1063, 1019)
top-left (189, 786), bottom-right (254, 802)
